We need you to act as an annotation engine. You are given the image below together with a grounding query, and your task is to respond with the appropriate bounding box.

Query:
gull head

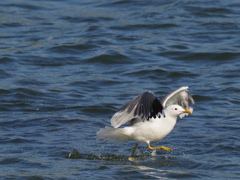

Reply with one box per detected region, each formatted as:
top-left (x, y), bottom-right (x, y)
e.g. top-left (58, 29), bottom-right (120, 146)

top-left (164, 104), bottom-right (192, 118)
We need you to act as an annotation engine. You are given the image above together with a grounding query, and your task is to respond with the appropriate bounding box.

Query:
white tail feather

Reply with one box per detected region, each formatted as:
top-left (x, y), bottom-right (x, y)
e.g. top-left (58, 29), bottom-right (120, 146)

top-left (97, 126), bottom-right (131, 143)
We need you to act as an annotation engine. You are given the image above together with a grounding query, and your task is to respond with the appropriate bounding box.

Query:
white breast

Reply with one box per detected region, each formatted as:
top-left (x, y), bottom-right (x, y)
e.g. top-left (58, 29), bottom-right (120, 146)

top-left (124, 116), bottom-right (177, 143)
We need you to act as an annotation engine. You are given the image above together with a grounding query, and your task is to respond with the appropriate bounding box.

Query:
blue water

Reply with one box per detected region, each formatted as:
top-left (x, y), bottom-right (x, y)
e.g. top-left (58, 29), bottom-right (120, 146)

top-left (1, 0), bottom-right (240, 179)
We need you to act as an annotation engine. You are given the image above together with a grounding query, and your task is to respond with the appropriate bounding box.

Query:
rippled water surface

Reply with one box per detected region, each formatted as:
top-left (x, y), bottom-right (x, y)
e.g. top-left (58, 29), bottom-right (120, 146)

top-left (1, 0), bottom-right (240, 179)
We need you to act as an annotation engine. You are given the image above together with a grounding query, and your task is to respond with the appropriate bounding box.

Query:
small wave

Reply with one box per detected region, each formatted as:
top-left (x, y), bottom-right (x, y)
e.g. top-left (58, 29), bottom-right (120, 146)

top-left (3, 2), bottom-right (43, 11)
top-left (167, 71), bottom-right (198, 78)
top-left (110, 23), bottom-right (178, 31)
top-left (49, 44), bottom-right (98, 54)
top-left (124, 68), bottom-right (167, 76)
top-left (0, 57), bottom-right (13, 63)
top-left (192, 94), bottom-right (213, 102)
top-left (81, 105), bottom-right (115, 115)
top-left (0, 137), bottom-right (36, 144)
top-left (0, 158), bottom-right (22, 165)
top-left (177, 52), bottom-right (240, 61)
top-left (0, 69), bottom-right (13, 79)
top-left (84, 53), bottom-right (132, 64)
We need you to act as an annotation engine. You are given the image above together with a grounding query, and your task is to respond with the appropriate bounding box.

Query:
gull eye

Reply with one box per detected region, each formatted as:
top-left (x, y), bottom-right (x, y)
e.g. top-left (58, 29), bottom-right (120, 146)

top-left (175, 108), bottom-right (178, 110)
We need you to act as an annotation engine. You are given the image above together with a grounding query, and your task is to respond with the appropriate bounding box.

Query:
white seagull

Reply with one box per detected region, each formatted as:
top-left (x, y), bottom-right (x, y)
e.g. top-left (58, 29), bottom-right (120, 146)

top-left (97, 86), bottom-right (194, 160)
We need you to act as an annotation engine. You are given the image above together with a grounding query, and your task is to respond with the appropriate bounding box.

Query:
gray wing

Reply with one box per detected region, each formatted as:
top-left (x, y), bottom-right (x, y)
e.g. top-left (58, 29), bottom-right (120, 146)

top-left (160, 86), bottom-right (195, 118)
top-left (111, 91), bottom-right (163, 128)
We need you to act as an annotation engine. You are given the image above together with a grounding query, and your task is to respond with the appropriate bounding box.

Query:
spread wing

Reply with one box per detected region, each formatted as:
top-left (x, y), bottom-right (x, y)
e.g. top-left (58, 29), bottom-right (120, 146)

top-left (111, 91), bottom-right (163, 128)
top-left (160, 86), bottom-right (195, 118)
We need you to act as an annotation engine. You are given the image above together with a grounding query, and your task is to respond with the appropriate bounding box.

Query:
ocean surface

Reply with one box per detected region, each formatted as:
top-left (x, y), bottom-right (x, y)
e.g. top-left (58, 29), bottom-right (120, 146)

top-left (0, 0), bottom-right (240, 179)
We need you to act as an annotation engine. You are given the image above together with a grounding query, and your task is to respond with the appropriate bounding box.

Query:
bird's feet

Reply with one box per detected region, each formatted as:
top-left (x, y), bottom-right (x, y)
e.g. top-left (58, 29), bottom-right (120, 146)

top-left (160, 146), bottom-right (173, 151)
top-left (148, 144), bottom-right (173, 151)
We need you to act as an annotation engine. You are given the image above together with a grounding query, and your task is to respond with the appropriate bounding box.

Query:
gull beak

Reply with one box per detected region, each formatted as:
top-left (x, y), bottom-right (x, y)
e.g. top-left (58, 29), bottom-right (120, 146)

top-left (182, 110), bottom-right (192, 114)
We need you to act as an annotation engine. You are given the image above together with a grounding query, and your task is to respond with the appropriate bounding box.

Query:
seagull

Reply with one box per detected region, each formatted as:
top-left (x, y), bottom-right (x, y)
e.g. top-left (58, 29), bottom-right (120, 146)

top-left (97, 86), bottom-right (194, 160)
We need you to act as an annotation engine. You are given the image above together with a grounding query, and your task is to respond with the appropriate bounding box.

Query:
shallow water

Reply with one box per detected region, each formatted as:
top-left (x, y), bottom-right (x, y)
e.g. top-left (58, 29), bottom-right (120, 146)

top-left (1, 0), bottom-right (240, 179)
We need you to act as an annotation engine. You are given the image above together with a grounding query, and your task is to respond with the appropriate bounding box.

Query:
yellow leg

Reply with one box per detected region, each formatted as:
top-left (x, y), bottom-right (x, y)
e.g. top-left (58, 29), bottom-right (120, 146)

top-left (128, 143), bottom-right (138, 161)
top-left (148, 144), bottom-right (173, 151)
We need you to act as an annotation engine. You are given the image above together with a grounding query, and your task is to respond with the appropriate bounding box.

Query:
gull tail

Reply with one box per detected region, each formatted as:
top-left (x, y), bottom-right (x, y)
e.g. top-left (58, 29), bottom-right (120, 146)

top-left (97, 126), bottom-right (130, 143)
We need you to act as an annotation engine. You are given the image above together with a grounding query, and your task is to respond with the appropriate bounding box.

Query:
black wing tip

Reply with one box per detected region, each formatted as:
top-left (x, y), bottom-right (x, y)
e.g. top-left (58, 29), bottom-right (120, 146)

top-left (113, 90), bottom-right (164, 127)
top-left (134, 92), bottom-right (163, 121)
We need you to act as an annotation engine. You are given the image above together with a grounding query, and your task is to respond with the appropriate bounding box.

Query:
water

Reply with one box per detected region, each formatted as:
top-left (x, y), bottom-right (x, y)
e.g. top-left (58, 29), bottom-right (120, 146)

top-left (0, 0), bottom-right (240, 179)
